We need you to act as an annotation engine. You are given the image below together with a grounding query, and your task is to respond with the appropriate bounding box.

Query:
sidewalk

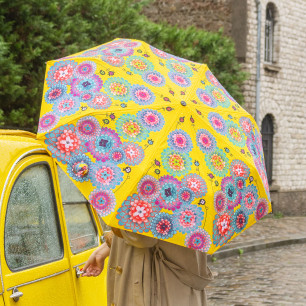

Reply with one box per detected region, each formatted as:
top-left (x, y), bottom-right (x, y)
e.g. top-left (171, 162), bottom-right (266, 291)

top-left (208, 215), bottom-right (306, 261)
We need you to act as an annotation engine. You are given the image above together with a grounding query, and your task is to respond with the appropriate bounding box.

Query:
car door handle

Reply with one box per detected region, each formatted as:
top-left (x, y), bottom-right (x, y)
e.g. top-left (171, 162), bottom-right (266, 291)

top-left (75, 266), bottom-right (84, 278)
top-left (10, 287), bottom-right (23, 302)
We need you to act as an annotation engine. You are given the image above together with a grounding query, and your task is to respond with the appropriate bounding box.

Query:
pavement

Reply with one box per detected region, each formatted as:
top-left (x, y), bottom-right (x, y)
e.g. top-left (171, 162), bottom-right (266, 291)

top-left (208, 214), bottom-right (306, 261)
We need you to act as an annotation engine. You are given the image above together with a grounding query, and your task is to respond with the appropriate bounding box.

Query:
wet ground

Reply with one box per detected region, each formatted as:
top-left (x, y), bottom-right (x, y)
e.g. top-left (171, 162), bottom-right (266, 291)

top-left (207, 243), bottom-right (306, 305)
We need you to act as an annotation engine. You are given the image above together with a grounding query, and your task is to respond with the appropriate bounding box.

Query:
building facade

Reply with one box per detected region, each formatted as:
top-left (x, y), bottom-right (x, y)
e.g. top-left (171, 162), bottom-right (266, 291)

top-left (143, 0), bottom-right (306, 215)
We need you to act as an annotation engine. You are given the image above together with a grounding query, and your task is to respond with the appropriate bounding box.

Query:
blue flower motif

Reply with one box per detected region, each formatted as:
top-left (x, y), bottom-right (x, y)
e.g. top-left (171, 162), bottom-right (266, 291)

top-left (150, 213), bottom-right (176, 239)
top-left (108, 147), bottom-right (125, 164)
top-left (241, 185), bottom-right (259, 214)
top-left (44, 85), bottom-right (67, 104)
top-left (38, 113), bottom-right (59, 134)
top-left (196, 129), bottom-right (216, 153)
top-left (168, 72), bottom-right (191, 87)
top-left (232, 209), bottom-right (248, 233)
top-left (126, 56), bottom-right (154, 74)
top-left (89, 162), bottom-right (123, 189)
top-left (174, 205), bottom-right (204, 234)
top-left (102, 47), bottom-right (134, 57)
top-left (204, 148), bottom-right (230, 177)
top-left (116, 114), bottom-right (149, 142)
top-left (161, 148), bottom-right (192, 177)
top-left (89, 189), bottom-right (116, 217)
top-left (53, 94), bottom-right (80, 117)
top-left (168, 129), bottom-right (193, 153)
top-left (130, 85), bottom-right (155, 105)
top-left (74, 61), bottom-right (97, 79)
top-left (196, 88), bottom-right (217, 108)
top-left (208, 112), bottom-right (227, 135)
top-left (76, 116), bottom-right (100, 141)
top-left (142, 71), bottom-right (166, 87)
top-left (86, 127), bottom-right (122, 162)
top-left (165, 60), bottom-right (193, 77)
top-left (221, 176), bottom-right (241, 210)
top-left (116, 194), bottom-right (160, 233)
top-left (67, 154), bottom-right (93, 182)
top-left (226, 121), bottom-right (246, 147)
top-left (70, 75), bottom-right (103, 96)
top-left (46, 60), bottom-right (77, 86)
top-left (137, 109), bottom-right (165, 131)
top-left (103, 77), bottom-right (131, 102)
top-left (185, 228), bottom-right (212, 252)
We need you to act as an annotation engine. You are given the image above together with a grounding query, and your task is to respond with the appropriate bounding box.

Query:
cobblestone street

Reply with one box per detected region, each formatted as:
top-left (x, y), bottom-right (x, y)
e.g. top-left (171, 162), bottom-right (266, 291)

top-left (207, 244), bottom-right (306, 305)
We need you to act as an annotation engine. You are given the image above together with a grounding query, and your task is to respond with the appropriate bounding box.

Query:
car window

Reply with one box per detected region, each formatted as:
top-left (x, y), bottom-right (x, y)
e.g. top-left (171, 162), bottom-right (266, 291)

top-left (57, 166), bottom-right (99, 254)
top-left (4, 163), bottom-right (63, 271)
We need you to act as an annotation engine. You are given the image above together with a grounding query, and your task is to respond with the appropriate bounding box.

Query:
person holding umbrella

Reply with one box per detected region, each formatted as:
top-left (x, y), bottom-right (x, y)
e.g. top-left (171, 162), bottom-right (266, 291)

top-left (37, 38), bottom-right (270, 306)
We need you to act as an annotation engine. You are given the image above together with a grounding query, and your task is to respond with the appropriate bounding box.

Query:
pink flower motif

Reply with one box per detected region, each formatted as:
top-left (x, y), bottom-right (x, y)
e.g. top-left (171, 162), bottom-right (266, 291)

top-left (179, 209), bottom-right (196, 228)
top-left (95, 166), bottom-right (115, 186)
top-left (217, 213), bottom-right (232, 236)
top-left (53, 64), bottom-right (74, 82)
top-left (135, 89), bottom-right (150, 101)
top-left (56, 129), bottom-right (81, 155)
top-left (182, 174), bottom-right (207, 198)
top-left (129, 199), bottom-right (152, 224)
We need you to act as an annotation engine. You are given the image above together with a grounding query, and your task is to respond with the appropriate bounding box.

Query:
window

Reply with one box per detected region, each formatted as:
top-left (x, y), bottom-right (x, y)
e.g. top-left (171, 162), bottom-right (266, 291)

top-left (57, 166), bottom-right (99, 254)
top-left (5, 164), bottom-right (63, 271)
top-left (261, 114), bottom-right (274, 185)
top-left (264, 3), bottom-right (279, 64)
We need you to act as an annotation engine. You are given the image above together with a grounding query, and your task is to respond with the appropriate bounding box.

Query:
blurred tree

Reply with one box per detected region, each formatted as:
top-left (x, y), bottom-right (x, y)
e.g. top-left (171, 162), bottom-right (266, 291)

top-left (0, 0), bottom-right (246, 131)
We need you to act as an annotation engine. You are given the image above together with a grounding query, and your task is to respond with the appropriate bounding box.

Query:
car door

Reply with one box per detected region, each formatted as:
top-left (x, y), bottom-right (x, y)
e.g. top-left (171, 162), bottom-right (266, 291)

top-left (0, 155), bottom-right (76, 306)
top-left (56, 166), bottom-right (108, 306)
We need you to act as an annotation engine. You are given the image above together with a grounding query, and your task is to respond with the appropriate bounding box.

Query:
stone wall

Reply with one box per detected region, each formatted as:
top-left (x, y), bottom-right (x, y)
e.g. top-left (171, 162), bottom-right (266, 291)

top-left (142, 0), bottom-right (233, 36)
top-left (244, 0), bottom-right (306, 214)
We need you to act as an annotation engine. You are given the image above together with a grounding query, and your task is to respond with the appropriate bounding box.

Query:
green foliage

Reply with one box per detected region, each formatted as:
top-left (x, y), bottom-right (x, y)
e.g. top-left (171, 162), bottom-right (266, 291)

top-left (0, 0), bottom-right (247, 131)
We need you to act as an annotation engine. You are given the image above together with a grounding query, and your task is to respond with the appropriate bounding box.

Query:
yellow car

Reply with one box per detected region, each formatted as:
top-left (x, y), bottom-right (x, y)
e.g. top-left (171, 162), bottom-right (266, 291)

top-left (0, 130), bottom-right (107, 306)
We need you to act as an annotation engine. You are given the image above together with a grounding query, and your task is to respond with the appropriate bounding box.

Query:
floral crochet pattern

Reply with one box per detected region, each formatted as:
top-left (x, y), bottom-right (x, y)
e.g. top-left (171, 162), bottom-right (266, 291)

top-left (38, 113), bottom-right (59, 133)
top-left (70, 75), bottom-right (103, 96)
top-left (213, 212), bottom-right (234, 246)
top-left (230, 160), bottom-right (250, 179)
top-left (46, 60), bottom-right (77, 86)
top-left (196, 129), bottom-right (217, 153)
top-left (241, 185), bottom-right (259, 214)
top-left (151, 213), bottom-right (176, 239)
top-left (161, 148), bottom-right (192, 177)
top-left (221, 176), bottom-right (241, 210)
top-left (166, 60), bottom-right (193, 77)
top-left (53, 95), bottom-right (80, 117)
top-left (104, 77), bottom-right (131, 102)
top-left (142, 71), bottom-right (166, 87)
top-left (126, 56), bottom-right (154, 74)
top-left (86, 128), bottom-right (122, 162)
top-left (226, 121), bottom-right (246, 147)
top-left (232, 209), bottom-right (248, 233)
top-left (174, 205), bottom-right (204, 234)
top-left (255, 198), bottom-right (269, 221)
top-left (137, 175), bottom-right (161, 202)
top-left (76, 116), bottom-right (100, 141)
top-left (208, 112), bottom-right (227, 135)
top-left (185, 228), bottom-right (211, 252)
top-left (130, 85), bottom-right (156, 105)
top-left (205, 148), bottom-right (229, 177)
top-left (137, 109), bottom-right (165, 131)
top-left (89, 189), bottom-right (116, 217)
top-left (196, 88), bottom-right (217, 108)
top-left (156, 175), bottom-right (181, 211)
top-left (178, 187), bottom-right (195, 205)
top-left (181, 174), bottom-right (207, 198)
top-left (116, 194), bottom-right (160, 233)
top-left (214, 190), bottom-right (227, 214)
top-left (116, 114), bottom-right (149, 142)
top-left (205, 85), bottom-right (231, 108)
top-left (87, 93), bottom-right (112, 109)
top-left (45, 124), bottom-right (85, 164)
top-left (101, 55), bottom-right (125, 67)
top-left (168, 72), bottom-right (191, 87)
top-left (89, 162), bottom-right (123, 189)
top-left (122, 142), bottom-right (145, 165)
top-left (44, 85), bottom-right (67, 104)
top-left (74, 61), bottom-right (97, 78)
top-left (168, 129), bottom-right (193, 153)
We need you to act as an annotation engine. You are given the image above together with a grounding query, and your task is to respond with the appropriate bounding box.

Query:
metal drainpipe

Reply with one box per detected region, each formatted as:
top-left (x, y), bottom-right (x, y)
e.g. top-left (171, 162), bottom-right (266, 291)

top-left (255, 0), bottom-right (261, 124)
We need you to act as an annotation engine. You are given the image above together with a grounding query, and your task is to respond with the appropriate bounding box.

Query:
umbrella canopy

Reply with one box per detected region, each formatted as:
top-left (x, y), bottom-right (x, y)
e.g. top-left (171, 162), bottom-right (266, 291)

top-left (37, 38), bottom-right (271, 254)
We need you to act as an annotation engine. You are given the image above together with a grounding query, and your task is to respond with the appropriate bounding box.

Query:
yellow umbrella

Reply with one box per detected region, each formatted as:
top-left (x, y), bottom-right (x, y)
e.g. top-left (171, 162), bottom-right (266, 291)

top-left (37, 38), bottom-right (271, 254)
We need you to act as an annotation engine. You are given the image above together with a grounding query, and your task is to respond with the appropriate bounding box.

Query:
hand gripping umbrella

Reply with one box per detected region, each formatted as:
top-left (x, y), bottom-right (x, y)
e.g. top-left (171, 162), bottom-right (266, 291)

top-left (37, 38), bottom-right (271, 254)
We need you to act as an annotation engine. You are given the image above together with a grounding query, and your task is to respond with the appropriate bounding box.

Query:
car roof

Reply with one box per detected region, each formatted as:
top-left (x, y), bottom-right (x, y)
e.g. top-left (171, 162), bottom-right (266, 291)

top-left (0, 130), bottom-right (47, 186)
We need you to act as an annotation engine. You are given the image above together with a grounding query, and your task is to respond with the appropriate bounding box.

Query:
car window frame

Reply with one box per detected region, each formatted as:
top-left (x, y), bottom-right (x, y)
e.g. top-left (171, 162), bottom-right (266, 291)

top-left (4, 161), bottom-right (65, 272)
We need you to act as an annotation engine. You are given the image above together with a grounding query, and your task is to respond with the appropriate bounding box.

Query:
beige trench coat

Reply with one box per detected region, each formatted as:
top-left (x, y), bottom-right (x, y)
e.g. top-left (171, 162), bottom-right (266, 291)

top-left (107, 231), bottom-right (213, 306)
